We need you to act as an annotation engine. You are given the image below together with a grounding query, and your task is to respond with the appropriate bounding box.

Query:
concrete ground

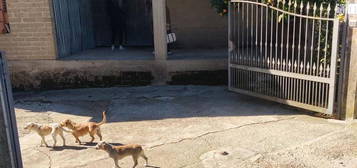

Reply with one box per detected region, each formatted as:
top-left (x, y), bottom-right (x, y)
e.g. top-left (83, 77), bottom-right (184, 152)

top-left (14, 86), bottom-right (357, 168)
top-left (62, 47), bottom-right (226, 60)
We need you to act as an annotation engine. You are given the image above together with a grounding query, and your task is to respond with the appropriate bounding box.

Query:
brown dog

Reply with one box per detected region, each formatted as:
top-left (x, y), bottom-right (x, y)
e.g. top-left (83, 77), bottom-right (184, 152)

top-left (61, 111), bottom-right (106, 144)
top-left (95, 141), bottom-right (148, 168)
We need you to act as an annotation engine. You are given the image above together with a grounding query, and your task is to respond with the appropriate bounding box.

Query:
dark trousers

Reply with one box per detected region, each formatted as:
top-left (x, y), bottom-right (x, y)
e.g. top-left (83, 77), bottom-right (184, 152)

top-left (109, 20), bottom-right (125, 46)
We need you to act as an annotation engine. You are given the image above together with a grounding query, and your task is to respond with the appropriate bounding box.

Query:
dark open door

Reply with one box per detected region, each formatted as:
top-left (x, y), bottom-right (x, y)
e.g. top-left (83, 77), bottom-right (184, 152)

top-left (92, 0), bottom-right (153, 47)
top-left (124, 0), bottom-right (153, 46)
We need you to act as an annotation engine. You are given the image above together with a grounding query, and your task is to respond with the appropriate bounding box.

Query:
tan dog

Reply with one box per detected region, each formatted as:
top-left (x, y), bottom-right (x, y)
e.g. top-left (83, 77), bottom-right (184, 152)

top-left (24, 122), bottom-right (71, 147)
top-left (61, 111), bottom-right (106, 144)
top-left (95, 141), bottom-right (148, 168)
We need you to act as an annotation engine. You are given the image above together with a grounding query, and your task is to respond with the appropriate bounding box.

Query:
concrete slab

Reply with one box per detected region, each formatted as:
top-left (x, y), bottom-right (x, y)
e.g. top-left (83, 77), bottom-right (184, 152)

top-left (61, 48), bottom-right (227, 61)
top-left (14, 86), bottom-right (357, 168)
top-left (63, 47), bottom-right (154, 61)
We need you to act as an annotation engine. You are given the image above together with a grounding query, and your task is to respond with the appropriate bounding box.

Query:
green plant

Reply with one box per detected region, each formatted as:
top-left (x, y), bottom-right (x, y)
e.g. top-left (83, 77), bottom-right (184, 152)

top-left (210, 0), bottom-right (229, 16)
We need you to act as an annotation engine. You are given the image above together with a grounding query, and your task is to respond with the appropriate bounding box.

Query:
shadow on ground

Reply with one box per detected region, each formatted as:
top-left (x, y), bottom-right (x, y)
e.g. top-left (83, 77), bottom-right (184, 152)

top-left (50, 145), bottom-right (88, 151)
top-left (13, 86), bottom-right (305, 123)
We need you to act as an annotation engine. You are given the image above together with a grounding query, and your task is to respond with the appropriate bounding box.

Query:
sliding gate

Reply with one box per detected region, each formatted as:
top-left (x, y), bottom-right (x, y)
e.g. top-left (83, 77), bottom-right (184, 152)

top-left (228, 0), bottom-right (344, 114)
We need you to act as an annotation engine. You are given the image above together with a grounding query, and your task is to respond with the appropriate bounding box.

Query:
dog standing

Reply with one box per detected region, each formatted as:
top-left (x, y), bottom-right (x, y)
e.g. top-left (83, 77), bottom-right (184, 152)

top-left (95, 141), bottom-right (148, 168)
top-left (24, 122), bottom-right (71, 147)
top-left (61, 111), bottom-right (106, 144)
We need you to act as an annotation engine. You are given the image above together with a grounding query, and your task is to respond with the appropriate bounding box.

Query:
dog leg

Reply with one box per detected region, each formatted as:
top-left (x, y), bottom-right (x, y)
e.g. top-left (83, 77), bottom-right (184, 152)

top-left (73, 134), bottom-right (81, 144)
top-left (76, 137), bottom-right (82, 144)
top-left (51, 127), bottom-right (57, 147)
top-left (41, 136), bottom-right (49, 147)
top-left (40, 139), bottom-right (44, 147)
top-left (113, 159), bottom-right (120, 168)
top-left (140, 152), bottom-right (148, 166)
top-left (59, 131), bottom-right (66, 146)
top-left (89, 133), bottom-right (95, 143)
top-left (52, 133), bottom-right (57, 147)
top-left (96, 128), bottom-right (103, 141)
top-left (132, 155), bottom-right (138, 168)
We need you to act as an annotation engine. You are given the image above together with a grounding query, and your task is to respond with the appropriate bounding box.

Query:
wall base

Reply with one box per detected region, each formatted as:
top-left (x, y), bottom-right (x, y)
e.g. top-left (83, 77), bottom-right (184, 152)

top-left (9, 59), bottom-right (227, 91)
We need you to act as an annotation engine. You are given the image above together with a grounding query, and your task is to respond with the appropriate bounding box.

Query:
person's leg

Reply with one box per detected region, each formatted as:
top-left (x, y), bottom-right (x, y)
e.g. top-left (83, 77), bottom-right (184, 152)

top-left (117, 13), bottom-right (125, 50)
top-left (111, 22), bottom-right (117, 51)
top-left (118, 25), bottom-right (125, 50)
top-left (167, 36), bottom-right (174, 55)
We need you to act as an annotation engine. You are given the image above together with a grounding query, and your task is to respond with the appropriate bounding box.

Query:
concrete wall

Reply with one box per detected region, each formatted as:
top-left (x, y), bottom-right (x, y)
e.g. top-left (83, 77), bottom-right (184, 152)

top-left (9, 59), bottom-right (227, 90)
top-left (339, 0), bottom-right (357, 120)
top-left (0, 0), bottom-right (57, 60)
top-left (0, 0), bottom-right (228, 90)
top-left (167, 0), bottom-right (228, 49)
top-left (0, 0), bottom-right (227, 58)
top-left (342, 27), bottom-right (357, 120)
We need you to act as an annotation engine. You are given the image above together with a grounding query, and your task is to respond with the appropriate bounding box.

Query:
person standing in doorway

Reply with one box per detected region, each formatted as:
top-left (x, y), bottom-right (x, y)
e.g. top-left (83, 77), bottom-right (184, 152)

top-left (166, 6), bottom-right (173, 55)
top-left (106, 0), bottom-right (126, 51)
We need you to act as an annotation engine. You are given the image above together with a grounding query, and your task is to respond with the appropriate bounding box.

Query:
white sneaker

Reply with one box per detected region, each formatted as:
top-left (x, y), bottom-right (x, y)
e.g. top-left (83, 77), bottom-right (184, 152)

top-left (119, 45), bottom-right (125, 50)
top-left (111, 45), bottom-right (115, 51)
top-left (152, 51), bottom-right (173, 55)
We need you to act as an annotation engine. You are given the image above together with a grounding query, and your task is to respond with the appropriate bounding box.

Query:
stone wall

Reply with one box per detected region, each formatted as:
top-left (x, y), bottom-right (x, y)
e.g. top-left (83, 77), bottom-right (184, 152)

top-left (0, 0), bottom-right (57, 60)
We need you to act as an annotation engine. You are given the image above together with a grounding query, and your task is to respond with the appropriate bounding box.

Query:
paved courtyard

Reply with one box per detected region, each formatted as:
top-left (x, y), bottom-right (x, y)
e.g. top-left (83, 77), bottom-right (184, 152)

top-left (14, 86), bottom-right (357, 168)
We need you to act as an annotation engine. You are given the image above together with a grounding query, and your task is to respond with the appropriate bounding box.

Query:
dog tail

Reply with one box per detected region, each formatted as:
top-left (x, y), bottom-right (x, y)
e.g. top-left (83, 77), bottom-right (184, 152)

top-left (97, 111), bottom-right (107, 126)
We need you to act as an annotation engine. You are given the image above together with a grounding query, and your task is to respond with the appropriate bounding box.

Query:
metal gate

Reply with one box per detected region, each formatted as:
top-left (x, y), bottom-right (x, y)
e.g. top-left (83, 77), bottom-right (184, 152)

top-left (228, 0), bottom-right (344, 114)
top-left (0, 52), bottom-right (22, 168)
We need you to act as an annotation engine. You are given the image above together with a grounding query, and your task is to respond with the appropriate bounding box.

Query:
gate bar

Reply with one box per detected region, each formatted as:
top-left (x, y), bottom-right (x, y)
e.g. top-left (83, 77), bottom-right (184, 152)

top-left (231, 0), bottom-right (335, 21)
top-left (230, 64), bottom-right (332, 83)
top-left (327, 19), bottom-right (340, 114)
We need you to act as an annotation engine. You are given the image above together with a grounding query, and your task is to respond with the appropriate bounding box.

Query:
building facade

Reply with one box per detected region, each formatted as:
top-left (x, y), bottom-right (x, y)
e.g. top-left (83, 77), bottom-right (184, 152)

top-left (0, 0), bottom-right (228, 90)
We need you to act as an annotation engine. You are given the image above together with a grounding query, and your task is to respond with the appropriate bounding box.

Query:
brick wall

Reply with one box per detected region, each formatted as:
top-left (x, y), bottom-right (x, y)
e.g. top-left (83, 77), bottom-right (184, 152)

top-left (0, 0), bottom-right (57, 60)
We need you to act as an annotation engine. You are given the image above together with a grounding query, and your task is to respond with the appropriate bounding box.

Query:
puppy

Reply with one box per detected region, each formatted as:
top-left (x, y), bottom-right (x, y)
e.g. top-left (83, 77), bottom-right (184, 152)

top-left (24, 122), bottom-right (71, 147)
top-left (95, 141), bottom-right (148, 168)
top-left (61, 111), bottom-right (106, 144)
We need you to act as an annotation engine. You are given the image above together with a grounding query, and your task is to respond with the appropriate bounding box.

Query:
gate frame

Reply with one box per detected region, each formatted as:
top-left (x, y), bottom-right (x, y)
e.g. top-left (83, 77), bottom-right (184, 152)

top-left (0, 52), bottom-right (23, 168)
top-left (228, 0), bottom-right (344, 115)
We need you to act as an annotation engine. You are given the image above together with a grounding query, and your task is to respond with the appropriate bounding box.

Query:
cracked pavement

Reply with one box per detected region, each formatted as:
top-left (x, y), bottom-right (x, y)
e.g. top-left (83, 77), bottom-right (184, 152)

top-left (14, 86), bottom-right (357, 168)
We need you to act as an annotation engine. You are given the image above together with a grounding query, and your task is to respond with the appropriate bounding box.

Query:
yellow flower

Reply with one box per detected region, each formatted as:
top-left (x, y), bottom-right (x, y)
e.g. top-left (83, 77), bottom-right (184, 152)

top-left (278, 14), bottom-right (284, 23)
top-left (267, 0), bottom-right (273, 5)
top-left (337, 14), bottom-right (345, 21)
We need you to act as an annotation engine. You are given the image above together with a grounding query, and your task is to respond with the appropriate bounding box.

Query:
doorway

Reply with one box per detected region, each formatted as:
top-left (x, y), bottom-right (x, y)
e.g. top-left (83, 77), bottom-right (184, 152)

top-left (52, 0), bottom-right (154, 59)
